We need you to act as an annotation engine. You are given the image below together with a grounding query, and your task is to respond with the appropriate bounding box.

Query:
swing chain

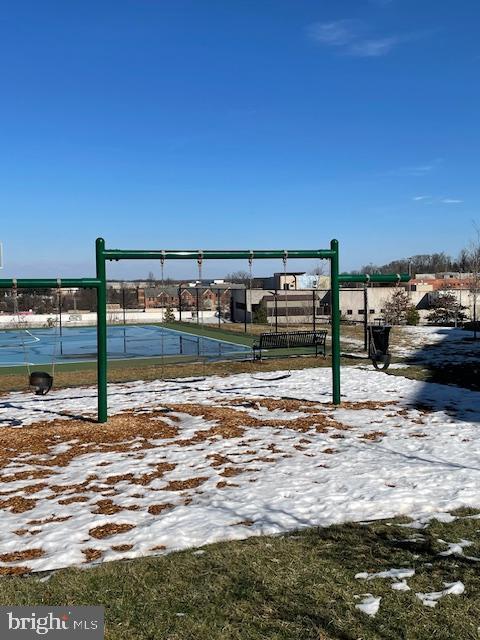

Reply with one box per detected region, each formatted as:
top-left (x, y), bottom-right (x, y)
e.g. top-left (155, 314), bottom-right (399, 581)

top-left (12, 279), bottom-right (31, 377)
top-left (248, 251), bottom-right (254, 290)
top-left (50, 278), bottom-right (63, 378)
top-left (160, 251), bottom-right (166, 285)
top-left (282, 251), bottom-right (290, 336)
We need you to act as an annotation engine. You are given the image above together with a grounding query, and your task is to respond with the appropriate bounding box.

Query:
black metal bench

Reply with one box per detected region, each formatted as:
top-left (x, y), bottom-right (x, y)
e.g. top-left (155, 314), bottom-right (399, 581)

top-left (253, 330), bottom-right (327, 360)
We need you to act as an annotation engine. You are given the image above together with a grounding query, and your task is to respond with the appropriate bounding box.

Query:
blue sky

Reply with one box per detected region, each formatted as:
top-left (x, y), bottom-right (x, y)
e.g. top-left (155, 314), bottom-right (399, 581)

top-left (1, 0), bottom-right (479, 279)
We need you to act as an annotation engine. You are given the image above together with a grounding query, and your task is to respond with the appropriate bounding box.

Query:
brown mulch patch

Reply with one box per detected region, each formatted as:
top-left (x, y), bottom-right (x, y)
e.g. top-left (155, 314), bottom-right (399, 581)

top-left (82, 548), bottom-right (103, 563)
top-left (207, 454), bottom-right (233, 467)
top-left (323, 448), bottom-right (337, 455)
top-left (49, 476), bottom-right (99, 495)
top-left (216, 481), bottom-right (239, 489)
top-left (93, 499), bottom-right (140, 515)
top-left (360, 431), bottom-right (385, 441)
top-left (0, 411), bottom-right (179, 471)
top-left (0, 548), bottom-right (44, 562)
top-left (0, 496), bottom-right (37, 513)
top-left (147, 503), bottom-right (175, 515)
top-left (167, 402), bottom-right (348, 439)
top-left (219, 467), bottom-right (248, 477)
top-left (105, 463), bottom-right (176, 487)
top-left (228, 397), bottom-right (397, 414)
top-left (111, 544), bottom-right (133, 552)
top-left (89, 523), bottom-right (135, 539)
top-left (13, 529), bottom-right (41, 536)
top-left (151, 544), bottom-right (166, 551)
top-left (27, 515), bottom-right (71, 525)
top-left (267, 443), bottom-right (284, 454)
top-left (164, 477), bottom-right (208, 491)
top-left (22, 483), bottom-right (48, 495)
top-left (0, 565), bottom-right (31, 576)
top-left (58, 496), bottom-right (90, 505)
top-left (0, 470), bottom-right (54, 483)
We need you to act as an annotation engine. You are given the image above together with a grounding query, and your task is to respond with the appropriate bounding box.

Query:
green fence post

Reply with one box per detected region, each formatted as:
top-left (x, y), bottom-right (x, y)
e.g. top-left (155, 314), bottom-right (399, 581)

top-left (96, 238), bottom-right (108, 423)
top-left (330, 239), bottom-right (341, 405)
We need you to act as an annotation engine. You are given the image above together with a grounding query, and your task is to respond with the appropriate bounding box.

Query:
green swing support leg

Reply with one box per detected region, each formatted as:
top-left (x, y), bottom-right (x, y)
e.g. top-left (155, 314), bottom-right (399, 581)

top-left (96, 238), bottom-right (108, 424)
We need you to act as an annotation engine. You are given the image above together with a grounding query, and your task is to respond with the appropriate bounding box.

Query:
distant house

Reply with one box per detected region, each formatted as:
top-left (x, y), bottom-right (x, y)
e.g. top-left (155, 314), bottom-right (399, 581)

top-left (138, 283), bottom-right (241, 311)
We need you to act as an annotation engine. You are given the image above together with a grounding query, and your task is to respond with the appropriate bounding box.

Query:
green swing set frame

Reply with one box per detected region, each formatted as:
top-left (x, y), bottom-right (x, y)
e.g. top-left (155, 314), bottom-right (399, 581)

top-left (0, 238), bottom-right (409, 422)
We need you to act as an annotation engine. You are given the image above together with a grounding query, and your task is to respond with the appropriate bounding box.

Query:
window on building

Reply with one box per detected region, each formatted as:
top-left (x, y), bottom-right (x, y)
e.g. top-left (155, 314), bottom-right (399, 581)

top-left (369, 309), bottom-right (375, 314)
top-left (358, 309), bottom-right (365, 315)
top-left (347, 309), bottom-right (353, 315)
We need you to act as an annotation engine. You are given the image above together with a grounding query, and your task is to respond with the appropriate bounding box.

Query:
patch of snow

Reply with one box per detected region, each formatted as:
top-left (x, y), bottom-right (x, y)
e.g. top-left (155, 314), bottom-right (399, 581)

top-left (438, 539), bottom-right (473, 556)
top-left (416, 581), bottom-right (465, 608)
top-left (355, 594), bottom-right (381, 617)
top-left (355, 568), bottom-right (415, 581)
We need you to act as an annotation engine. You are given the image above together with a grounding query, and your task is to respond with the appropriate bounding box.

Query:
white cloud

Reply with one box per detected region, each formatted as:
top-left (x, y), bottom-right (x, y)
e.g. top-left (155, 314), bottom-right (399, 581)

top-left (412, 195), bottom-right (463, 205)
top-left (349, 36), bottom-right (401, 57)
top-left (307, 20), bottom-right (359, 47)
top-left (308, 19), bottom-right (411, 57)
top-left (384, 158), bottom-right (443, 178)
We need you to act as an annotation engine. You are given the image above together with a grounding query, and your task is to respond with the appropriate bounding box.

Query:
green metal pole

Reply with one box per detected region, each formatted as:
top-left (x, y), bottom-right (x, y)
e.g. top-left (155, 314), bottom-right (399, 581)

top-left (96, 238), bottom-right (108, 423)
top-left (330, 239), bottom-right (341, 405)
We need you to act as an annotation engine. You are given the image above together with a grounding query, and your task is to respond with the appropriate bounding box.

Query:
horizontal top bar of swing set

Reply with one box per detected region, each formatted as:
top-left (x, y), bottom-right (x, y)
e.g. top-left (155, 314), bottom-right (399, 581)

top-left (338, 273), bottom-right (410, 283)
top-left (0, 278), bottom-right (102, 289)
top-left (102, 249), bottom-right (335, 260)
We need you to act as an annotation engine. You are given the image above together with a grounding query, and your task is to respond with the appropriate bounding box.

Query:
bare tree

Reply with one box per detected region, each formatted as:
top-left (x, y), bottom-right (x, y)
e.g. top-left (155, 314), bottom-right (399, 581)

top-left (309, 262), bottom-right (325, 276)
top-left (226, 270), bottom-right (252, 285)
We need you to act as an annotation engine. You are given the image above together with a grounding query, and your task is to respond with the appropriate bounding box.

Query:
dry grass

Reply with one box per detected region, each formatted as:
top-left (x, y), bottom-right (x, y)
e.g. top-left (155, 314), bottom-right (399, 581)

top-left (0, 352), bottom-right (333, 395)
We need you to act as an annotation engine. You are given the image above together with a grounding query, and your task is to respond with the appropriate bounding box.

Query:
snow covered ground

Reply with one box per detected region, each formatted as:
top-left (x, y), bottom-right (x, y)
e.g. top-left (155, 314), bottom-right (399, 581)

top-left (342, 325), bottom-right (480, 366)
top-left (392, 326), bottom-right (480, 365)
top-left (0, 366), bottom-right (479, 574)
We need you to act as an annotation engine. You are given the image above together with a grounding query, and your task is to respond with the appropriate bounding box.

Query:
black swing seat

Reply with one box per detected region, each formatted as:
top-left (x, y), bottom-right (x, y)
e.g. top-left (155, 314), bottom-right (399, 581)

top-left (29, 371), bottom-right (54, 396)
top-left (367, 325), bottom-right (392, 371)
